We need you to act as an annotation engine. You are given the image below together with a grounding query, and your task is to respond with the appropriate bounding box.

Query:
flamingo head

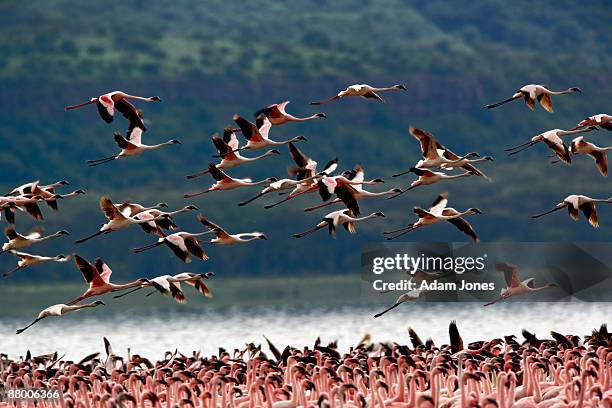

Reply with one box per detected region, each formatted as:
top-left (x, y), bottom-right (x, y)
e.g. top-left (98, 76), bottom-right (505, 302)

top-left (569, 87), bottom-right (582, 93)
top-left (371, 178), bottom-right (384, 183)
top-left (149, 96), bottom-right (162, 101)
top-left (373, 212), bottom-right (385, 217)
top-left (184, 205), bottom-right (198, 210)
top-left (93, 300), bottom-right (106, 306)
top-left (269, 149), bottom-right (281, 155)
top-left (169, 139), bottom-right (182, 144)
top-left (57, 230), bottom-right (70, 236)
top-left (394, 84), bottom-right (407, 91)
top-left (265, 177), bottom-right (278, 183)
top-left (315, 113), bottom-right (327, 118)
top-left (295, 136), bottom-right (307, 141)
top-left (468, 208), bottom-right (483, 215)
top-left (56, 180), bottom-right (70, 186)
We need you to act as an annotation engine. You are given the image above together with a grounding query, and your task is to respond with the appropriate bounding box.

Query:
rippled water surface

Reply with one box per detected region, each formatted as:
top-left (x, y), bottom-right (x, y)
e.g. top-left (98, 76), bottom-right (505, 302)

top-left (1, 302), bottom-right (610, 360)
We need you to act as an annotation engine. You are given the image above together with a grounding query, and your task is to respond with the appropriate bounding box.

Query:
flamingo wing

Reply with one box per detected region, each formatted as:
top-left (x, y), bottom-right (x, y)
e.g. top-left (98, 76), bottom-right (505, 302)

top-left (23, 202), bottom-right (44, 220)
top-left (288, 142), bottom-right (310, 168)
top-left (439, 146), bottom-right (487, 177)
top-left (495, 263), bottom-right (520, 287)
top-left (24, 226), bottom-right (44, 239)
top-left (348, 165), bottom-right (365, 184)
top-left (126, 125), bottom-right (144, 145)
top-left (410, 127), bottom-right (438, 159)
top-left (94, 258), bottom-right (113, 283)
top-left (446, 217), bottom-right (479, 242)
top-left (523, 278), bottom-right (536, 288)
top-left (113, 132), bottom-right (137, 150)
top-left (183, 237), bottom-right (208, 260)
top-left (255, 116), bottom-right (272, 139)
top-left (601, 122), bottom-right (612, 131)
top-left (73, 254), bottom-right (105, 286)
top-left (361, 91), bottom-right (384, 102)
top-left (233, 114), bottom-right (263, 142)
top-left (590, 151), bottom-right (608, 177)
top-left (429, 192), bottom-right (449, 213)
top-left (5, 226), bottom-right (21, 240)
top-left (208, 164), bottom-right (232, 182)
top-left (212, 134), bottom-right (236, 160)
top-left (579, 202), bottom-right (599, 228)
top-left (197, 214), bottom-right (230, 239)
top-left (95, 98), bottom-right (114, 123)
top-left (335, 185), bottom-right (360, 216)
top-left (537, 93), bottom-right (554, 113)
top-left (543, 139), bottom-right (571, 164)
top-left (114, 98), bottom-right (146, 130)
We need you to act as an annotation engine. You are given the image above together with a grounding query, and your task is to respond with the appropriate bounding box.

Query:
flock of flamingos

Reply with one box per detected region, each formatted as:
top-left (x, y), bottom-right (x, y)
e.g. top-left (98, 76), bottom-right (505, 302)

top-left (0, 83), bottom-right (611, 406)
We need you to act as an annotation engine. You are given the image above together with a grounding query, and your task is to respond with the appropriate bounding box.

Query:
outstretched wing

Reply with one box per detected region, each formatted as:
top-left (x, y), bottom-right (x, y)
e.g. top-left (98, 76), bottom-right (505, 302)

top-left (429, 192), bottom-right (449, 213)
top-left (73, 254), bottom-right (105, 286)
top-left (495, 262), bottom-right (520, 287)
top-left (334, 185), bottom-right (360, 216)
top-left (100, 196), bottom-right (123, 220)
top-left (197, 214), bottom-right (230, 239)
top-left (288, 142), bottom-right (309, 168)
top-left (211, 134), bottom-right (235, 159)
top-left (114, 98), bottom-right (146, 130)
top-left (208, 164), bottom-right (232, 182)
top-left (409, 127), bottom-right (438, 159)
top-left (95, 258), bottom-right (113, 283)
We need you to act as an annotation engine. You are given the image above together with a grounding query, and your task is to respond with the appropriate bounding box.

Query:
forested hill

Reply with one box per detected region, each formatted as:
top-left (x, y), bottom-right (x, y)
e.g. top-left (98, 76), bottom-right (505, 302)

top-left (0, 1), bottom-right (611, 281)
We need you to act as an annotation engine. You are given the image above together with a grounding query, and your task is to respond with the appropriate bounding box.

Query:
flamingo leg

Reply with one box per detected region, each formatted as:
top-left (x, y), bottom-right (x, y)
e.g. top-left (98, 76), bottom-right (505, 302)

top-left (66, 295), bottom-right (86, 306)
top-left (184, 189), bottom-right (214, 199)
top-left (185, 169), bottom-right (211, 179)
top-left (114, 287), bottom-right (144, 299)
top-left (531, 205), bottom-right (565, 218)
top-left (483, 297), bottom-right (504, 307)
top-left (133, 241), bottom-right (164, 253)
top-left (385, 225), bottom-right (421, 240)
top-left (75, 230), bottom-right (104, 244)
top-left (293, 223), bottom-right (327, 238)
top-left (311, 95), bottom-right (341, 105)
top-left (388, 185), bottom-right (416, 199)
top-left (383, 224), bottom-right (415, 235)
top-left (64, 100), bottom-right (96, 110)
top-left (373, 301), bottom-right (402, 318)
top-left (87, 156), bottom-right (117, 166)
top-left (392, 169), bottom-right (413, 178)
top-left (238, 191), bottom-right (269, 207)
top-left (304, 200), bottom-right (339, 212)
top-left (3, 265), bottom-right (25, 278)
top-left (16, 317), bottom-right (44, 334)
top-left (484, 95), bottom-right (521, 109)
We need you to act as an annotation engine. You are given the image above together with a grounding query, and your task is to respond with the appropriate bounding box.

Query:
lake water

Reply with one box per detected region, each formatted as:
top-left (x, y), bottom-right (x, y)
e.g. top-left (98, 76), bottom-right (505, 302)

top-left (1, 302), bottom-right (610, 360)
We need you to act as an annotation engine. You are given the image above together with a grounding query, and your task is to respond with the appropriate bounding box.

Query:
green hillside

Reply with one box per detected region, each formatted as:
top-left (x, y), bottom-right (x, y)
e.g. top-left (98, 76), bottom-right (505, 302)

top-left (0, 1), bottom-right (610, 282)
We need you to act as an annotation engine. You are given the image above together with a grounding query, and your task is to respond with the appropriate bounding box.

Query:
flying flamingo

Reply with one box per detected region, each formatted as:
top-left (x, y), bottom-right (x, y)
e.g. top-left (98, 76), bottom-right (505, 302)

top-left (65, 255), bottom-right (147, 305)
top-left (237, 142), bottom-right (328, 206)
top-left (389, 168), bottom-right (475, 199)
top-left (197, 213), bottom-right (267, 244)
top-left (571, 113), bottom-right (612, 131)
top-left (396, 127), bottom-right (493, 175)
top-left (484, 263), bottom-right (557, 306)
top-left (87, 126), bottom-right (181, 166)
top-left (186, 128), bottom-right (280, 179)
top-left (75, 196), bottom-right (171, 244)
top-left (1, 226), bottom-right (69, 254)
top-left (293, 209), bottom-right (385, 238)
top-left (484, 84), bottom-right (581, 112)
top-left (0, 194), bottom-right (63, 223)
top-left (304, 166), bottom-right (397, 214)
top-left (114, 272), bottom-right (215, 303)
top-left (183, 164), bottom-right (277, 198)
top-left (16, 300), bottom-right (105, 334)
top-left (505, 127), bottom-right (597, 163)
top-left (232, 114), bottom-right (307, 151)
top-left (374, 290), bottom-right (426, 318)
top-left (65, 91), bottom-right (161, 129)
top-left (254, 101), bottom-right (326, 125)
top-left (531, 194), bottom-right (612, 228)
top-left (132, 230), bottom-right (211, 262)
top-left (3, 251), bottom-right (70, 277)
top-left (5, 180), bottom-right (69, 196)
top-left (384, 192), bottom-right (482, 241)
top-left (568, 136), bottom-right (612, 176)
top-left (311, 84), bottom-right (407, 105)
top-left (114, 200), bottom-right (168, 217)
top-left (133, 205), bottom-right (198, 236)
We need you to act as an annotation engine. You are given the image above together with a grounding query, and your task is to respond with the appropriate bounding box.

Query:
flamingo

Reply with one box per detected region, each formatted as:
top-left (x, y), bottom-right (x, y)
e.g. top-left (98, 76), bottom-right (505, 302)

top-left (0, 194), bottom-right (63, 223)
top-left (132, 231), bottom-right (211, 262)
top-left (571, 113), bottom-right (612, 131)
top-left (293, 209), bottom-right (385, 238)
top-left (311, 84), bottom-right (407, 105)
top-left (65, 91), bottom-right (161, 129)
top-left (1, 226), bottom-right (69, 254)
top-left (87, 126), bottom-right (181, 166)
top-left (114, 200), bottom-right (168, 217)
top-left (74, 196), bottom-right (171, 244)
top-left (5, 180), bottom-right (83, 211)
top-left (232, 114), bottom-right (307, 151)
top-left (197, 213), bottom-right (267, 244)
top-left (133, 205), bottom-right (198, 236)
top-left (384, 192), bottom-right (481, 241)
top-left (304, 166), bottom-right (397, 214)
top-left (395, 127), bottom-right (493, 175)
top-left (568, 136), bottom-right (612, 176)
top-left (16, 300), bottom-right (105, 334)
top-left (254, 101), bottom-right (326, 125)
top-left (5, 179), bottom-right (69, 196)
top-left (484, 84), bottom-right (581, 112)
top-left (373, 270), bottom-right (436, 317)
top-left (65, 255), bottom-right (147, 305)
top-left (237, 142), bottom-right (328, 206)
top-left (183, 164), bottom-right (277, 198)
top-left (484, 263), bottom-right (557, 306)
top-left (186, 127), bottom-right (280, 179)
top-left (114, 272), bottom-right (215, 303)
top-left (3, 251), bottom-right (69, 277)
top-left (505, 127), bottom-right (597, 163)
top-left (531, 194), bottom-right (612, 228)
top-left (389, 168), bottom-right (475, 198)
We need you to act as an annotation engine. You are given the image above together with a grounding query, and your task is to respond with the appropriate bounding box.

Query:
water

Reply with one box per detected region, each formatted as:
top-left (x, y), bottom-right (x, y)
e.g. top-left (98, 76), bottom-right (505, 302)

top-left (1, 302), bottom-right (609, 360)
